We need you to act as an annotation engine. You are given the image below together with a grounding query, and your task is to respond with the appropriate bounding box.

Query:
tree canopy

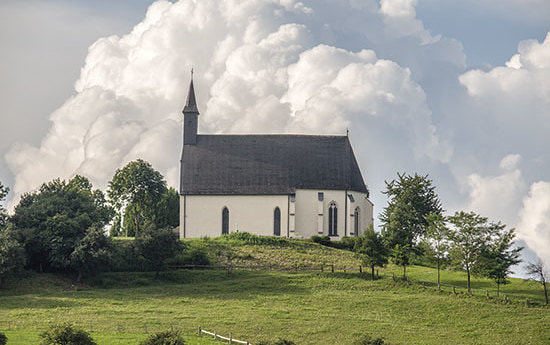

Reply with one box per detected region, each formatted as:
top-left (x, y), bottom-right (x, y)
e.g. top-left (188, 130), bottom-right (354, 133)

top-left (134, 226), bottom-right (182, 278)
top-left (354, 226), bottom-right (389, 280)
top-left (0, 181), bottom-right (8, 229)
top-left (107, 159), bottom-right (170, 236)
top-left (11, 176), bottom-right (113, 272)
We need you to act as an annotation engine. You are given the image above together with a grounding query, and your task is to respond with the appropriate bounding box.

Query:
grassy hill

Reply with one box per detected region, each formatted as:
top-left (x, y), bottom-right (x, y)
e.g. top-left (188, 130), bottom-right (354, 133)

top-left (0, 236), bottom-right (548, 345)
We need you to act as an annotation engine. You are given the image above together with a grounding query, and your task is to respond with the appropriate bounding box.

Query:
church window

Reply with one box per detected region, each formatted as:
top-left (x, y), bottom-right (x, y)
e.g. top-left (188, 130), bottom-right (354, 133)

top-left (274, 207), bottom-right (281, 236)
top-left (354, 207), bottom-right (360, 236)
top-left (348, 194), bottom-right (355, 202)
top-left (290, 193), bottom-right (296, 202)
top-left (328, 202), bottom-right (338, 236)
top-left (222, 207), bottom-right (229, 235)
top-left (318, 192), bottom-right (324, 201)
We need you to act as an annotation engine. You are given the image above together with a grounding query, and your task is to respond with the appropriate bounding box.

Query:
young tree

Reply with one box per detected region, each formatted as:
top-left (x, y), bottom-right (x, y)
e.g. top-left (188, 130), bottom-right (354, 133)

top-left (11, 176), bottom-right (113, 273)
top-left (70, 227), bottom-right (114, 283)
top-left (475, 226), bottom-right (522, 296)
top-left (424, 213), bottom-right (449, 291)
top-left (380, 173), bottom-right (443, 245)
top-left (0, 226), bottom-right (26, 288)
top-left (354, 227), bottom-right (389, 280)
top-left (108, 159), bottom-right (167, 237)
top-left (526, 260), bottom-right (549, 305)
top-left (391, 243), bottom-right (413, 280)
top-left (447, 211), bottom-right (494, 294)
top-left (134, 226), bottom-right (182, 278)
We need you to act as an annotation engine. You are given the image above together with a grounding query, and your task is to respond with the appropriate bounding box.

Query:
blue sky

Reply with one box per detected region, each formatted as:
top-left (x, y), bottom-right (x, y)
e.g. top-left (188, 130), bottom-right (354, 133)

top-left (0, 0), bottom-right (549, 273)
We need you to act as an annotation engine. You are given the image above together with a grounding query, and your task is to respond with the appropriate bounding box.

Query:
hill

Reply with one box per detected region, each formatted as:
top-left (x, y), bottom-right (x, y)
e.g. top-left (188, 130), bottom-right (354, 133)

top-left (0, 236), bottom-right (548, 345)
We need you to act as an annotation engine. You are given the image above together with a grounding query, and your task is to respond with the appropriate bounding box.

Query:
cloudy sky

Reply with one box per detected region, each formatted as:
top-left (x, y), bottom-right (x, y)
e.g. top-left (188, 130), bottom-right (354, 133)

top-left (1, 0), bottom-right (549, 274)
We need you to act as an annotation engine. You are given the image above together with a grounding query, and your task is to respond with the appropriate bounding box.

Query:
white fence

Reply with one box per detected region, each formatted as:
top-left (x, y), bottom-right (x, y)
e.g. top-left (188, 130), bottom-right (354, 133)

top-left (198, 326), bottom-right (252, 345)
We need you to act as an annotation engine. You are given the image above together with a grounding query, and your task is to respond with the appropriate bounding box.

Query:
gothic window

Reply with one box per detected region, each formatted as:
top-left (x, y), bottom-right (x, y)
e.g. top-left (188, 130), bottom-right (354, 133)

top-left (222, 207), bottom-right (229, 235)
top-left (328, 202), bottom-right (338, 236)
top-left (354, 207), bottom-right (360, 236)
top-left (274, 207), bottom-right (281, 236)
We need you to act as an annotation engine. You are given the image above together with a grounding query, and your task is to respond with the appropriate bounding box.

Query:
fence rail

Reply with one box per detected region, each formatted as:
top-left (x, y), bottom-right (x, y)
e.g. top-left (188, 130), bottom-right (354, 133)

top-left (199, 326), bottom-right (251, 345)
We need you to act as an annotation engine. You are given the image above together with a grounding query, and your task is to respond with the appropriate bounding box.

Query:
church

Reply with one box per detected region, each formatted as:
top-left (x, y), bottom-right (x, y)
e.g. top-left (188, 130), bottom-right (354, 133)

top-left (179, 78), bottom-right (373, 239)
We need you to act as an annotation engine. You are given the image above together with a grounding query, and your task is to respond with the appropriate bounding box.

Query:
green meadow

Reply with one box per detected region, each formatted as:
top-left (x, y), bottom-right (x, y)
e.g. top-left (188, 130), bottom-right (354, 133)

top-left (0, 238), bottom-right (548, 345)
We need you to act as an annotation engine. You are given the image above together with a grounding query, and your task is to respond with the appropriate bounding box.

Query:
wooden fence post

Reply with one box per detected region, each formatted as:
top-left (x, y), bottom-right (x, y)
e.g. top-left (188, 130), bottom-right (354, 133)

top-left (331, 264), bottom-right (334, 273)
top-left (198, 326), bottom-right (201, 336)
top-left (392, 272), bottom-right (395, 281)
top-left (376, 269), bottom-right (379, 279)
top-left (526, 298), bottom-right (529, 307)
top-left (453, 286), bottom-right (456, 295)
top-left (321, 264), bottom-right (324, 272)
top-left (90, 321), bottom-right (93, 332)
top-left (359, 265), bottom-right (362, 273)
top-left (144, 323), bottom-right (148, 334)
top-left (486, 290), bottom-right (489, 300)
top-left (504, 295), bottom-right (508, 304)
top-left (344, 266), bottom-right (347, 273)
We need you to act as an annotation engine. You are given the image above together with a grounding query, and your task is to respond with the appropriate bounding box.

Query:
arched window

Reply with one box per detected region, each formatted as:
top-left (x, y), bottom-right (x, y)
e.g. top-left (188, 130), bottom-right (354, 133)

top-left (328, 202), bottom-right (338, 236)
top-left (274, 207), bottom-right (281, 236)
top-left (222, 207), bottom-right (229, 235)
top-left (354, 207), bottom-right (360, 236)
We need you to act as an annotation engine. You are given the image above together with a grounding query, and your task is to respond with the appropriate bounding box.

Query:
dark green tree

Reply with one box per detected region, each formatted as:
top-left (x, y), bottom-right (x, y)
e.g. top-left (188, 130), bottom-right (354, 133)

top-left (380, 173), bottom-right (443, 247)
top-left (391, 243), bottom-right (413, 280)
top-left (39, 324), bottom-right (96, 345)
top-left (153, 187), bottom-right (180, 229)
top-left (354, 226), bottom-right (389, 280)
top-left (70, 226), bottom-right (114, 283)
top-left (475, 226), bottom-right (522, 296)
top-left (0, 225), bottom-right (26, 288)
top-left (447, 211), bottom-right (493, 294)
top-left (11, 176), bottom-right (113, 272)
top-left (0, 181), bottom-right (8, 229)
top-left (134, 226), bottom-right (182, 278)
top-left (424, 213), bottom-right (450, 291)
top-left (0, 331), bottom-right (6, 345)
top-left (108, 159), bottom-right (168, 237)
top-left (526, 260), bottom-right (548, 305)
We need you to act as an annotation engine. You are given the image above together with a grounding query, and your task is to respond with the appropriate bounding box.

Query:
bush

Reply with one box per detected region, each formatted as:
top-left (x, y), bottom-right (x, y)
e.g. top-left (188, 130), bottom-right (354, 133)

top-left (310, 235), bottom-right (331, 246)
top-left (223, 232), bottom-right (290, 246)
top-left (39, 324), bottom-right (96, 345)
top-left (354, 334), bottom-right (387, 345)
top-left (0, 332), bottom-right (7, 345)
top-left (183, 247), bottom-right (211, 265)
top-left (257, 339), bottom-right (296, 345)
top-left (139, 330), bottom-right (186, 345)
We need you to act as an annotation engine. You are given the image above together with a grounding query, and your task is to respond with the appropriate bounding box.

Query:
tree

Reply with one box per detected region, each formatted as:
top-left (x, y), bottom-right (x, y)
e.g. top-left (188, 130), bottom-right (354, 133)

top-left (380, 173), bottom-right (443, 248)
top-left (139, 330), bottom-right (186, 345)
top-left (475, 227), bottom-right (522, 296)
top-left (526, 260), bottom-right (549, 305)
top-left (447, 211), bottom-right (494, 294)
top-left (70, 227), bottom-right (114, 283)
top-left (11, 176), bottom-right (113, 273)
top-left (0, 225), bottom-right (26, 288)
top-left (134, 226), bottom-right (182, 278)
top-left (354, 227), bottom-right (389, 280)
top-left (391, 243), bottom-right (413, 280)
top-left (108, 159), bottom-right (167, 237)
top-left (424, 213), bottom-right (449, 291)
top-left (0, 181), bottom-right (8, 229)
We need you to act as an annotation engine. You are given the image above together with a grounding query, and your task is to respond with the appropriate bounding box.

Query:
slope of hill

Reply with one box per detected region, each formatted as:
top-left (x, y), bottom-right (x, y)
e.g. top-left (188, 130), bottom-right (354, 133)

top-left (0, 237), bottom-right (548, 345)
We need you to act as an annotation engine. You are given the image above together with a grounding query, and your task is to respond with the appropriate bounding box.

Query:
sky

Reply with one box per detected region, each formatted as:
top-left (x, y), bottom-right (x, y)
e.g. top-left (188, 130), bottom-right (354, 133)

top-left (0, 0), bottom-right (549, 275)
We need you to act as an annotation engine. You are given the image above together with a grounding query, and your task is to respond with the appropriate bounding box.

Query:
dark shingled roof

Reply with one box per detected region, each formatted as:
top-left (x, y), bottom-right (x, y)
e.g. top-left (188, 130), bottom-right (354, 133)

top-left (180, 134), bottom-right (369, 196)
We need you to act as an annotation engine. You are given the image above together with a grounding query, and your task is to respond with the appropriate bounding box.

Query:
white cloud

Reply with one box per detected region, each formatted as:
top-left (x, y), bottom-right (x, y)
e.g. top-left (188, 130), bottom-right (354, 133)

top-left (5, 0), bottom-right (454, 211)
top-left (517, 182), bottom-right (550, 269)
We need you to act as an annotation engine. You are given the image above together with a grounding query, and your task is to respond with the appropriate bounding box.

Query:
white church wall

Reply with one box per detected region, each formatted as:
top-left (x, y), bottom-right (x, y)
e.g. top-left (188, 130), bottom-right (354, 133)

top-left (181, 194), bottom-right (289, 238)
top-left (346, 190), bottom-right (374, 237)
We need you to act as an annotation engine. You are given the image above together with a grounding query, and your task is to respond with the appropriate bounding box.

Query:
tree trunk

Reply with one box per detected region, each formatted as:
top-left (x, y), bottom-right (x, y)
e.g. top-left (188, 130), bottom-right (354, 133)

top-left (497, 282), bottom-right (500, 297)
top-left (543, 281), bottom-right (549, 305)
top-left (135, 216), bottom-right (140, 237)
top-left (437, 260), bottom-right (441, 291)
top-left (155, 269), bottom-right (160, 280)
top-left (39, 262), bottom-right (43, 273)
top-left (0, 276), bottom-right (3, 289)
top-left (403, 264), bottom-right (406, 280)
top-left (466, 266), bottom-right (471, 295)
top-left (371, 265), bottom-right (375, 280)
top-left (76, 270), bottom-right (83, 283)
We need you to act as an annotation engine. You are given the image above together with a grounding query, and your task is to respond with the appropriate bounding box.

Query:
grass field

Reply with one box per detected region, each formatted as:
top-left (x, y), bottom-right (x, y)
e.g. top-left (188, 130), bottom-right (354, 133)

top-left (0, 237), bottom-right (548, 345)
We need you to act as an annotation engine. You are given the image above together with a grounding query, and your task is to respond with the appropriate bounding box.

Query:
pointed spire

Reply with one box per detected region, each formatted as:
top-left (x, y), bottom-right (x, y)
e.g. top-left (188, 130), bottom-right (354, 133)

top-left (183, 69), bottom-right (199, 114)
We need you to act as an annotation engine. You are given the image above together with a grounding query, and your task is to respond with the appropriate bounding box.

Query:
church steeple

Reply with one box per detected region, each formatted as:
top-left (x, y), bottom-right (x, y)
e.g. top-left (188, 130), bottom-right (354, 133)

top-left (182, 71), bottom-right (199, 145)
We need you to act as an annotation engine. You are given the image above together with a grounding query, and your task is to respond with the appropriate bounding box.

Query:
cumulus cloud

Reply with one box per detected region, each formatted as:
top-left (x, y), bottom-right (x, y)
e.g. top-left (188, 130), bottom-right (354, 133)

top-left (517, 182), bottom-right (550, 269)
top-left (5, 0), bottom-right (454, 210)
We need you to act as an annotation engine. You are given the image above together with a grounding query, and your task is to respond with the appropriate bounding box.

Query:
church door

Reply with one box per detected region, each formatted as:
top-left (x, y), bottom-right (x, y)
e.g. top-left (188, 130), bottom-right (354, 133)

top-left (222, 207), bottom-right (229, 235)
top-left (274, 207), bottom-right (281, 236)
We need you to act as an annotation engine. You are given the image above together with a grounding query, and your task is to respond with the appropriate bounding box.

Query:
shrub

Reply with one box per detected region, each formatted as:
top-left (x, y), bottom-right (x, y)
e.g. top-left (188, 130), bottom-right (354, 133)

top-left (39, 324), bottom-right (96, 345)
top-left (223, 232), bottom-right (289, 246)
top-left (354, 334), bottom-right (387, 345)
top-left (0, 332), bottom-right (7, 345)
top-left (139, 330), bottom-right (186, 345)
top-left (310, 235), bottom-right (331, 246)
top-left (183, 247), bottom-right (211, 265)
top-left (257, 339), bottom-right (296, 345)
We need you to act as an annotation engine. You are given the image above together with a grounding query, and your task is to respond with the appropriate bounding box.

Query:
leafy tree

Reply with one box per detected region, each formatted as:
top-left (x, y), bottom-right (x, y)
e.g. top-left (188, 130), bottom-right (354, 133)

top-left (11, 176), bottom-right (113, 273)
top-left (153, 187), bottom-right (180, 229)
top-left (0, 181), bottom-right (8, 229)
top-left (526, 260), bottom-right (549, 305)
top-left (0, 331), bottom-right (6, 345)
top-left (0, 225), bottom-right (26, 288)
top-left (354, 226), bottom-right (389, 280)
top-left (475, 227), bottom-right (522, 296)
top-left (134, 226), bottom-right (182, 278)
top-left (70, 227), bottom-right (114, 283)
top-left (424, 213), bottom-right (450, 291)
top-left (380, 173), bottom-right (443, 248)
top-left (391, 243), bottom-right (413, 280)
top-left (447, 211), bottom-right (495, 294)
top-left (39, 324), bottom-right (96, 345)
top-left (139, 330), bottom-right (186, 345)
top-left (108, 159), bottom-right (167, 237)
